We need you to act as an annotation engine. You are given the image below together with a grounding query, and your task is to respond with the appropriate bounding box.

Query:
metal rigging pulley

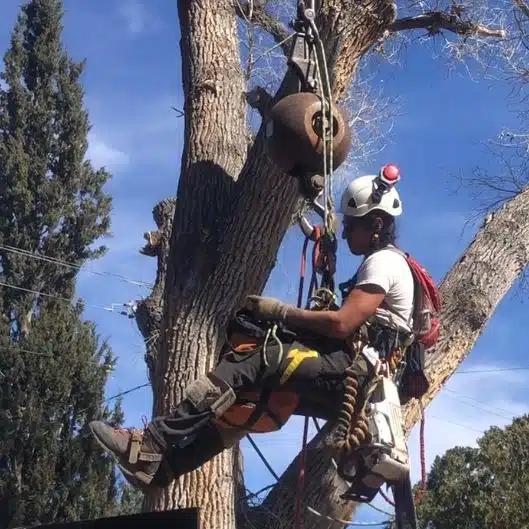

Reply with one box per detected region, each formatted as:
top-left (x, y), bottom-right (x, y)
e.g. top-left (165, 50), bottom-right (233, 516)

top-left (264, 0), bottom-right (352, 181)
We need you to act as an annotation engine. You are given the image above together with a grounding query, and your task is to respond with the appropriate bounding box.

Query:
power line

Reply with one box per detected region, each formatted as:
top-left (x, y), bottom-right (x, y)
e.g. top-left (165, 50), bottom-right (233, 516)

top-left (77, 383), bottom-right (150, 416)
top-left (0, 243), bottom-right (153, 288)
top-left (0, 343), bottom-right (148, 367)
top-left (442, 392), bottom-right (513, 421)
top-left (454, 366), bottom-right (529, 374)
top-left (428, 414), bottom-right (485, 434)
top-left (0, 280), bottom-right (105, 309)
top-left (443, 388), bottom-right (521, 419)
top-left (0, 280), bottom-right (133, 316)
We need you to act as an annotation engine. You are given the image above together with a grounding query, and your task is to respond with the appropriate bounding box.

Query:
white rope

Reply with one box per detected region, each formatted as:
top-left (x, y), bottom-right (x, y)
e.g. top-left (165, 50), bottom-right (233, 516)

top-left (312, 40), bottom-right (330, 234)
top-left (293, 17), bottom-right (395, 526)
top-left (309, 19), bottom-right (335, 235)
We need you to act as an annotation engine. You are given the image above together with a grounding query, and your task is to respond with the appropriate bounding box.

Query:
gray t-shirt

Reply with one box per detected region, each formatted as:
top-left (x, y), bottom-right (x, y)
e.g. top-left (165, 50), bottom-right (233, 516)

top-left (354, 246), bottom-right (415, 332)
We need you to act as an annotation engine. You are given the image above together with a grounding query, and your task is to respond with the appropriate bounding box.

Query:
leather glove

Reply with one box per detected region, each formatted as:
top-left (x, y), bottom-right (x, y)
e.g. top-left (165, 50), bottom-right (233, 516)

top-left (245, 295), bottom-right (289, 322)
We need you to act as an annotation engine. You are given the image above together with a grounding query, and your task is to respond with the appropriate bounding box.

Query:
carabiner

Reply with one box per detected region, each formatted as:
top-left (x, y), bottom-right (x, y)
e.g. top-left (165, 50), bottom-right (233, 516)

top-left (298, 197), bottom-right (325, 240)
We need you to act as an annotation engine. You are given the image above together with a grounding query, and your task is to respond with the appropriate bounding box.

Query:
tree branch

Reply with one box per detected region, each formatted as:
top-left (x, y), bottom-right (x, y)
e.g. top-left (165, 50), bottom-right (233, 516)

top-left (514, 0), bottom-right (529, 21)
top-left (404, 184), bottom-right (529, 430)
top-left (390, 11), bottom-right (507, 38)
top-left (234, 1), bottom-right (292, 55)
top-left (135, 198), bottom-right (176, 383)
top-left (318, 0), bottom-right (397, 98)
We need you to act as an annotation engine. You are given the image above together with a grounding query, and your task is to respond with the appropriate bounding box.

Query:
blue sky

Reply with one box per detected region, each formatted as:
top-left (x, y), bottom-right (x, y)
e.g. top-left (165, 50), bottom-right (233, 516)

top-left (2, 1), bottom-right (529, 526)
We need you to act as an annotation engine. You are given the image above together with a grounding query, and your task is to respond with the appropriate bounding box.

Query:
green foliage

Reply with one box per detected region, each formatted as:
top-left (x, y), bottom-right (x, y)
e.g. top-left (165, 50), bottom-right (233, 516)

top-left (416, 415), bottom-right (529, 529)
top-left (0, 0), bottom-right (112, 334)
top-left (115, 483), bottom-right (145, 516)
top-left (0, 302), bottom-right (123, 528)
top-left (0, 1), bottom-right (121, 527)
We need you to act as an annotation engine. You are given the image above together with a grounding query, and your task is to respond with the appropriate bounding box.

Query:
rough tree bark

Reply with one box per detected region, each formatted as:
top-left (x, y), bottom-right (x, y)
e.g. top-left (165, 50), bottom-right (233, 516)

top-left (133, 1), bottom-right (509, 528)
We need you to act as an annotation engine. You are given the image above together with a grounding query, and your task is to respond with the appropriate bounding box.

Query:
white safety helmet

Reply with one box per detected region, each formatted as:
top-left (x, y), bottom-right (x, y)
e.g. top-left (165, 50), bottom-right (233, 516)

top-left (339, 164), bottom-right (403, 218)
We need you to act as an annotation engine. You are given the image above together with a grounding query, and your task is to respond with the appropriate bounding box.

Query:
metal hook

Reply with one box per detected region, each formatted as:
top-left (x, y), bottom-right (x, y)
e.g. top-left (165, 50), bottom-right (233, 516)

top-left (298, 197), bottom-right (325, 240)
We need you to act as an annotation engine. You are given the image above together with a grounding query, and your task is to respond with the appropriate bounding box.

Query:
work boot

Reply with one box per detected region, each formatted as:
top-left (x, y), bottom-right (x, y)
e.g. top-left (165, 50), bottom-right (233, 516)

top-left (90, 373), bottom-right (237, 490)
top-left (89, 420), bottom-right (167, 491)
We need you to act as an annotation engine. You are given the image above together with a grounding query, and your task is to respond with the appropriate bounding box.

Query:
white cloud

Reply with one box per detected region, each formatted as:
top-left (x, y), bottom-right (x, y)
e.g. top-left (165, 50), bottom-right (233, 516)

top-left (83, 93), bottom-right (183, 169)
top-left (86, 131), bottom-right (130, 171)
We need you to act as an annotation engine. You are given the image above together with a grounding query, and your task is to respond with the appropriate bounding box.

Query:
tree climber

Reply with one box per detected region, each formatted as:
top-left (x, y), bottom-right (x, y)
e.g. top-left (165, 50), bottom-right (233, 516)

top-left (89, 167), bottom-right (437, 497)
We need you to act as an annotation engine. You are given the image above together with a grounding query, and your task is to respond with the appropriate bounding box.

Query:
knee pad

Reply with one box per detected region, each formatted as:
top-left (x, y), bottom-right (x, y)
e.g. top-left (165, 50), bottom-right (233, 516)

top-left (184, 373), bottom-right (236, 417)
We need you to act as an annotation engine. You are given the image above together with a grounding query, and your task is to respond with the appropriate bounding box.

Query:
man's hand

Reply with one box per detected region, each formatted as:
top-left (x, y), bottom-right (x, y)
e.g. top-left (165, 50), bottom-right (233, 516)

top-left (245, 295), bottom-right (289, 322)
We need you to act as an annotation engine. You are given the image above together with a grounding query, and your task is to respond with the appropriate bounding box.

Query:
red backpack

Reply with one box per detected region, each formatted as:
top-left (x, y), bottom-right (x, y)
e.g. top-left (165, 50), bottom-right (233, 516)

top-left (388, 247), bottom-right (442, 349)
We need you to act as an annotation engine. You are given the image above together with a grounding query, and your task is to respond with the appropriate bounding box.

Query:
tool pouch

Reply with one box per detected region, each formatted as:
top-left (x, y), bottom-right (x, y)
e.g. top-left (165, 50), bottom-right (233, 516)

top-left (398, 342), bottom-right (430, 404)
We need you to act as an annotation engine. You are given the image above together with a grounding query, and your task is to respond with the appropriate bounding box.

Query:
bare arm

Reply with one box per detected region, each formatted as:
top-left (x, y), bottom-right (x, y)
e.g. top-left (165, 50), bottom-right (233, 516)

top-left (284, 284), bottom-right (385, 339)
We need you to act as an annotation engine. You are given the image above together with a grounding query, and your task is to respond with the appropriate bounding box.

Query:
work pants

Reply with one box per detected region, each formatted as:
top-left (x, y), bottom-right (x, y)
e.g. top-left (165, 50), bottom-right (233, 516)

top-left (148, 341), bottom-right (369, 485)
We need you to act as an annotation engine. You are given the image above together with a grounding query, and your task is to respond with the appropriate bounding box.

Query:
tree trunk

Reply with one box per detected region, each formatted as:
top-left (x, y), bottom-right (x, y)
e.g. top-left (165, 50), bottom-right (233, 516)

top-left (251, 186), bottom-right (529, 529)
top-left (138, 2), bottom-right (395, 524)
top-left (142, 1), bottom-right (248, 524)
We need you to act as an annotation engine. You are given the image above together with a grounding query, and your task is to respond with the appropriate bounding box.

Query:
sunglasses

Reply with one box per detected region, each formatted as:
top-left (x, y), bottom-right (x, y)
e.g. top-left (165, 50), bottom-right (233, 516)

top-left (343, 216), bottom-right (364, 232)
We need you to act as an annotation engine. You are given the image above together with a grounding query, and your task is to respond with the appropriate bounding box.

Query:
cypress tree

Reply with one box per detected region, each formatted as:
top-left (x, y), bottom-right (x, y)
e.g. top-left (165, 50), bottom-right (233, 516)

top-left (0, 0), bottom-right (112, 336)
top-left (0, 1), bottom-right (122, 526)
top-left (0, 301), bottom-right (122, 528)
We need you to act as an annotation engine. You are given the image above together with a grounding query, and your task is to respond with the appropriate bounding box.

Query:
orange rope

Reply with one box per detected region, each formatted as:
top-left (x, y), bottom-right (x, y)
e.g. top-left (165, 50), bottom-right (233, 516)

top-left (414, 405), bottom-right (427, 503)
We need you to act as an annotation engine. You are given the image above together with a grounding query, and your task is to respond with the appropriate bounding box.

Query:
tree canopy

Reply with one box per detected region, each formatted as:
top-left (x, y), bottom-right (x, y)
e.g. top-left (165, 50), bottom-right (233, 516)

top-left (416, 415), bottom-right (529, 529)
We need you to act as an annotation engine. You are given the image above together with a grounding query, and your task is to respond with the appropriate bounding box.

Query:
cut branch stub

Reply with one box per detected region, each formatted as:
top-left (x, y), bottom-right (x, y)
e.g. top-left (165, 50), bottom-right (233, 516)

top-left (136, 197), bottom-right (176, 383)
top-left (246, 86), bottom-right (274, 118)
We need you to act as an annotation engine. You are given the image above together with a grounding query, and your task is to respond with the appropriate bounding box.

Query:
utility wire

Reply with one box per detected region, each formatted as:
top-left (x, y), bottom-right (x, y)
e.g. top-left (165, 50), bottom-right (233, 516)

top-left (441, 394), bottom-right (512, 421)
top-left (0, 280), bottom-right (132, 316)
top-left (0, 243), bottom-right (152, 288)
top-left (454, 366), bottom-right (529, 374)
top-left (8, 344), bottom-right (527, 423)
top-left (0, 280), bottom-right (109, 310)
top-left (443, 389), bottom-right (519, 420)
top-left (428, 415), bottom-right (485, 434)
top-left (77, 383), bottom-right (150, 416)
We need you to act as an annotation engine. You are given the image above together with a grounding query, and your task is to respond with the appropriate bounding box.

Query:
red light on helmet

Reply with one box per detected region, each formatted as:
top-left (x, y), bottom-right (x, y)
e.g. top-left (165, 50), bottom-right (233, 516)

top-left (380, 164), bottom-right (400, 186)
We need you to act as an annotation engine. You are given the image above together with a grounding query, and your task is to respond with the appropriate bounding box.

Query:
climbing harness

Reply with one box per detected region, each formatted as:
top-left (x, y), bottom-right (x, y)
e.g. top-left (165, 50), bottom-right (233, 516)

top-left (295, 209), bottom-right (433, 529)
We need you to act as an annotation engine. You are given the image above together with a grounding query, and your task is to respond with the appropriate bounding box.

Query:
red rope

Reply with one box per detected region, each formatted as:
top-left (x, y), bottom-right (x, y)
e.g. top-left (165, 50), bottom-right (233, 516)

top-left (297, 234), bottom-right (310, 308)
